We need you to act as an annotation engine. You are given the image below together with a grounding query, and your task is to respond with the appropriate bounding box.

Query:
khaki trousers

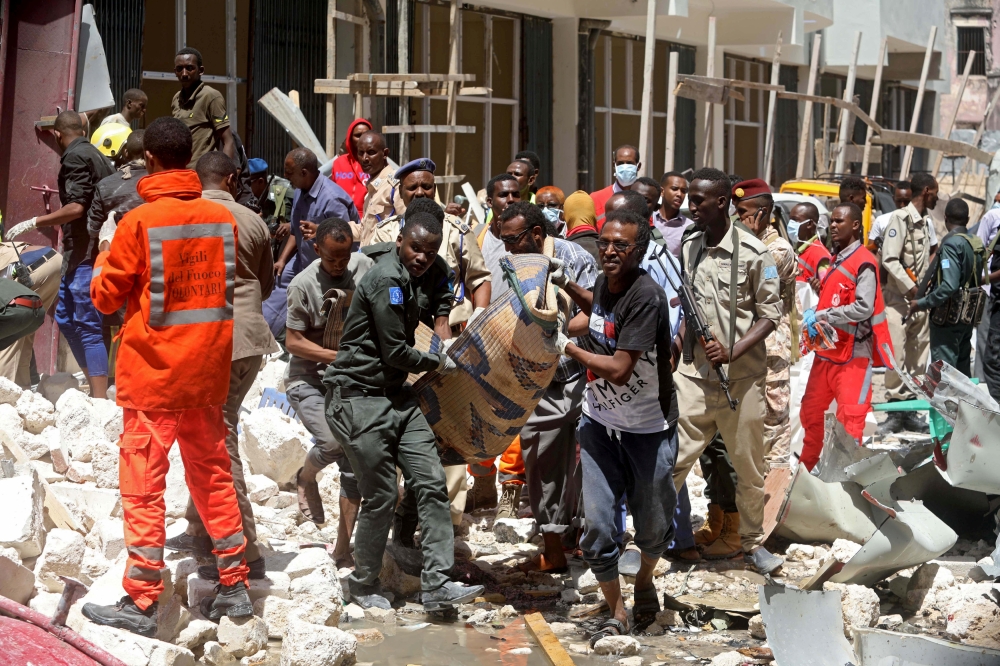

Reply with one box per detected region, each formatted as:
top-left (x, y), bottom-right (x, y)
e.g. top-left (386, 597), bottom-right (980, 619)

top-left (883, 297), bottom-right (929, 402)
top-left (673, 373), bottom-right (767, 551)
top-left (0, 251), bottom-right (62, 386)
top-left (445, 465), bottom-right (468, 526)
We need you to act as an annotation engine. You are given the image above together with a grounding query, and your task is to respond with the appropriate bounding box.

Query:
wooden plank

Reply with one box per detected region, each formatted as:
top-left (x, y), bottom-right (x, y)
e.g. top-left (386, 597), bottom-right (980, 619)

top-left (674, 79), bottom-right (744, 105)
top-left (900, 26), bottom-right (937, 179)
top-left (956, 83), bottom-right (1000, 184)
top-left (637, 0), bottom-right (656, 177)
top-left (761, 466), bottom-right (793, 541)
top-left (314, 79), bottom-right (426, 97)
top-left (822, 140), bottom-right (883, 165)
top-left (458, 86), bottom-right (490, 96)
top-left (444, 0), bottom-right (461, 201)
top-left (331, 9), bottom-right (365, 25)
top-left (325, 0), bottom-right (336, 157)
top-left (569, 600), bottom-right (609, 618)
top-left (873, 130), bottom-right (993, 165)
top-left (347, 72), bottom-right (475, 82)
top-left (435, 174), bottom-right (466, 184)
top-left (834, 31), bottom-right (862, 174)
top-left (700, 16), bottom-right (717, 168)
top-left (524, 612), bottom-right (577, 666)
top-left (860, 38), bottom-right (888, 177)
top-left (381, 125), bottom-right (476, 134)
top-left (796, 34), bottom-right (822, 178)
top-left (681, 74), bottom-right (785, 93)
top-left (933, 48), bottom-right (975, 177)
top-left (775, 90), bottom-right (881, 133)
top-left (664, 50), bottom-right (679, 173)
top-left (762, 31), bottom-right (783, 184)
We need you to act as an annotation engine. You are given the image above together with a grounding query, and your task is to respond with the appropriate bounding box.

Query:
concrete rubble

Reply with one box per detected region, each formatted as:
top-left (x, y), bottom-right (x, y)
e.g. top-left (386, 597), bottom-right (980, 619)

top-left (1, 359), bottom-right (1000, 665)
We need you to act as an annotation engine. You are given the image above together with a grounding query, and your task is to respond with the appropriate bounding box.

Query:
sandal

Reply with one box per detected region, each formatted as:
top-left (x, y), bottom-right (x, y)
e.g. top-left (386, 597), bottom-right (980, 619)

top-left (589, 617), bottom-right (629, 648)
top-left (296, 467), bottom-right (325, 524)
top-left (631, 586), bottom-right (661, 631)
top-left (666, 547), bottom-right (701, 563)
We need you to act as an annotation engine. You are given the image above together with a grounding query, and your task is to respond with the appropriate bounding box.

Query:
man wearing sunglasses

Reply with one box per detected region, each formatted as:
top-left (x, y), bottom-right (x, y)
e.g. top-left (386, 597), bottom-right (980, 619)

top-left (171, 47), bottom-right (235, 166)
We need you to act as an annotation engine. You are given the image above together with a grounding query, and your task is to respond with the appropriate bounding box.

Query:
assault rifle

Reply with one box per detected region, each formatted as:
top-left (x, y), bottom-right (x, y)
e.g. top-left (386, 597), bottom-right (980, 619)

top-left (652, 245), bottom-right (738, 411)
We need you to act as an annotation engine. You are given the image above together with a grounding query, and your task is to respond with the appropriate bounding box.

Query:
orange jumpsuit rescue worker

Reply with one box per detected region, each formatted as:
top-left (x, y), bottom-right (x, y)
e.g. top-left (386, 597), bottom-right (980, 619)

top-left (81, 117), bottom-right (252, 637)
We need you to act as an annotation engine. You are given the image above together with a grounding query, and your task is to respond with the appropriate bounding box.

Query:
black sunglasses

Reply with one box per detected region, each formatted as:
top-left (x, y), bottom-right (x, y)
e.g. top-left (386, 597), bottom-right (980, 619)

top-left (596, 239), bottom-right (637, 253)
top-left (499, 228), bottom-right (531, 244)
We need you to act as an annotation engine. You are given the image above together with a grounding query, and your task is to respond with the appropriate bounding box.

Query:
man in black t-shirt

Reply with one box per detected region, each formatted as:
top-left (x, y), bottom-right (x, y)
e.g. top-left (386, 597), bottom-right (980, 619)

top-left (547, 209), bottom-right (678, 641)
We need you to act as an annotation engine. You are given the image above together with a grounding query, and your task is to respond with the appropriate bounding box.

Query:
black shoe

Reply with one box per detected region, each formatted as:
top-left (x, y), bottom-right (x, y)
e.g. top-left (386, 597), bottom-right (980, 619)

top-left (164, 533), bottom-right (214, 557)
top-left (393, 513), bottom-right (419, 549)
top-left (879, 412), bottom-right (905, 435)
top-left (81, 595), bottom-right (157, 638)
top-left (744, 547), bottom-right (783, 576)
top-left (421, 581), bottom-right (485, 611)
top-left (198, 556), bottom-right (266, 581)
top-left (348, 581), bottom-right (392, 610)
top-left (902, 412), bottom-right (930, 434)
top-left (199, 581), bottom-right (253, 621)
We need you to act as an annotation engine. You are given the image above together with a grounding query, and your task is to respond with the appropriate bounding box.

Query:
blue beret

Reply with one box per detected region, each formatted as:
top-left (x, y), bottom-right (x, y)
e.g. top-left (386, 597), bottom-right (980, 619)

top-left (395, 158), bottom-right (436, 181)
top-left (247, 158), bottom-right (268, 175)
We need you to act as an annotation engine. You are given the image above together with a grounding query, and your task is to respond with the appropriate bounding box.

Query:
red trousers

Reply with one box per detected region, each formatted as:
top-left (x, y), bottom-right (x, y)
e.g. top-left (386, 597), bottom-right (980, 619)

top-left (468, 436), bottom-right (525, 485)
top-left (119, 406), bottom-right (249, 609)
top-left (800, 357), bottom-right (873, 471)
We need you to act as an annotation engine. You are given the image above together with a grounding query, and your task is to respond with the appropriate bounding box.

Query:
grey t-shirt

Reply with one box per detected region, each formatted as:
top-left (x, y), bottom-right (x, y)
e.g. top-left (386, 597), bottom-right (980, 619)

top-left (285, 253), bottom-right (373, 388)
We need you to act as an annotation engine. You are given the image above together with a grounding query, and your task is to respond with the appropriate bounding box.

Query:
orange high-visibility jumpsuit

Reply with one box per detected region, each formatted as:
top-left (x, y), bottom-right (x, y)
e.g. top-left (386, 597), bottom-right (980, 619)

top-left (90, 169), bottom-right (249, 610)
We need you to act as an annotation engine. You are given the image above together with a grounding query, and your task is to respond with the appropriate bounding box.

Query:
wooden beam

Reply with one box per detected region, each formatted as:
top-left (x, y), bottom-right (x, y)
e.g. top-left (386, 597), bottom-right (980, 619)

top-left (956, 81), bottom-right (1000, 183)
top-left (900, 26), bottom-right (937, 179)
top-left (331, 9), bottom-right (365, 25)
top-left (834, 31), bottom-right (862, 174)
top-left (681, 74), bottom-right (785, 93)
top-left (664, 50), bottom-right (679, 173)
top-left (674, 79), bottom-right (745, 105)
top-left (933, 49), bottom-right (975, 177)
top-left (444, 0), bottom-right (461, 201)
top-left (524, 613), bottom-right (577, 666)
top-left (874, 129), bottom-right (993, 165)
top-left (314, 79), bottom-right (426, 96)
top-left (398, 0), bottom-right (410, 163)
top-left (795, 33), bottom-right (822, 179)
top-left (762, 31), bottom-right (783, 185)
top-left (637, 0), bottom-right (656, 177)
top-left (701, 15), bottom-right (717, 168)
top-left (346, 72), bottom-right (475, 82)
top-left (382, 125), bottom-right (476, 133)
top-left (776, 91), bottom-right (881, 133)
top-left (458, 86), bottom-right (490, 96)
top-left (435, 174), bottom-right (467, 184)
top-left (860, 38), bottom-right (888, 177)
top-left (325, 0), bottom-right (336, 157)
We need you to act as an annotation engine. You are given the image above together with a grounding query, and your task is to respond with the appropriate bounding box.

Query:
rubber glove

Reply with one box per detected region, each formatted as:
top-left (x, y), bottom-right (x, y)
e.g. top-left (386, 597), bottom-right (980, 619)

top-left (802, 308), bottom-right (819, 337)
top-left (543, 330), bottom-right (571, 356)
top-left (437, 353), bottom-right (458, 374)
top-left (549, 257), bottom-right (568, 287)
top-left (5, 217), bottom-right (37, 241)
top-left (467, 306), bottom-right (486, 326)
top-left (99, 211), bottom-right (117, 248)
top-left (441, 338), bottom-right (455, 353)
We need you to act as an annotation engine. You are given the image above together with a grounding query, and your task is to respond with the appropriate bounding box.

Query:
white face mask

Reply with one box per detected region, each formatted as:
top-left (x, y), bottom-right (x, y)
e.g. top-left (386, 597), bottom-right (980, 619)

top-left (615, 163), bottom-right (638, 187)
top-left (787, 220), bottom-right (802, 244)
top-left (541, 207), bottom-right (560, 224)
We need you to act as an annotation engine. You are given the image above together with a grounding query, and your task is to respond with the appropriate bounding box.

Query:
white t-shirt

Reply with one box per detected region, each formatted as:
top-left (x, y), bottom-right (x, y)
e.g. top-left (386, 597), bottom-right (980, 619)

top-left (100, 113), bottom-right (129, 127)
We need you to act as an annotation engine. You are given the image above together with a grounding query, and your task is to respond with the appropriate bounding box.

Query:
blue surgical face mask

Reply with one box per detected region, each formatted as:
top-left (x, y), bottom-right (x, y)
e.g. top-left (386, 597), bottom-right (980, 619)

top-left (615, 163), bottom-right (638, 187)
top-left (787, 220), bottom-right (802, 244)
top-left (992, 201), bottom-right (1000, 210)
top-left (541, 206), bottom-right (560, 224)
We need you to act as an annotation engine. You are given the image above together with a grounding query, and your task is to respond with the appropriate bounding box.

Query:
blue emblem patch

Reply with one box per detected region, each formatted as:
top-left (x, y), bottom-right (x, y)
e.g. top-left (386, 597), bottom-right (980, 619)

top-left (763, 265), bottom-right (778, 280)
top-left (941, 258), bottom-right (951, 269)
top-left (389, 287), bottom-right (404, 305)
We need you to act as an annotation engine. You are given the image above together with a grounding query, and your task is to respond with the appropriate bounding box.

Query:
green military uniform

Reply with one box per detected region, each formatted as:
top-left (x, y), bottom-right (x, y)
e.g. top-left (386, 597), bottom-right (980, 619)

top-left (917, 226), bottom-right (984, 377)
top-left (259, 176), bottom-right (292, 260)
top-left (323, 242), bottom-right (455, 595)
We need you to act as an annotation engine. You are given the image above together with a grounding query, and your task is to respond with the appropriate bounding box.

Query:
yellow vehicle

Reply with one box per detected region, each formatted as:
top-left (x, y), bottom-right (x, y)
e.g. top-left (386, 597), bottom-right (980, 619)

top-left (779, 178), bottom-right (873, 242)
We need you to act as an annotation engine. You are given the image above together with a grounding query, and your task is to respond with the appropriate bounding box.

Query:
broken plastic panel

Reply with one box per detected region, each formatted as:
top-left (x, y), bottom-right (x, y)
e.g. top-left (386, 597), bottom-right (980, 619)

top-left (758, 584), bottom-right (858, 666)
top-left (916, 361), bottom-right (999, 427)
top-left (853, 627), bottom-right (1000, 665)
top-left (937, 400), bottom-right (1000, 494)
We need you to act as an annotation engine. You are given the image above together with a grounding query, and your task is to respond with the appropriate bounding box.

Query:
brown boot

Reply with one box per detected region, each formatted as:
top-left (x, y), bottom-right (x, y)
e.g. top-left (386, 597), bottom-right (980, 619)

top-left (701, 512), bottom-right (741, 560)
top-left (466, 473), bottom-right (498, 512)
top-left (496, 483), bottom-right (521, 520)
top-left (296, 460), bottom-right (326, 524)
top-left (694, 504), bottom-right (724, 547)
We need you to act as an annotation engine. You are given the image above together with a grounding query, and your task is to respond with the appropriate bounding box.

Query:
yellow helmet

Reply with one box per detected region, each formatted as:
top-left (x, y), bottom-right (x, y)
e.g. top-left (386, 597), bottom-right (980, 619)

top-left (91, 123), bottom-right (132, 158)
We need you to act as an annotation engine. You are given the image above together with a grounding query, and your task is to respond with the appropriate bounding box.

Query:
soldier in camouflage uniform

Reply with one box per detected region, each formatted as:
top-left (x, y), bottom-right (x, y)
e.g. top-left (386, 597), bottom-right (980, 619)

top-left (247, 158), bottom-right (292, 262)
top-left (733, 179), bottom-right (795, 466)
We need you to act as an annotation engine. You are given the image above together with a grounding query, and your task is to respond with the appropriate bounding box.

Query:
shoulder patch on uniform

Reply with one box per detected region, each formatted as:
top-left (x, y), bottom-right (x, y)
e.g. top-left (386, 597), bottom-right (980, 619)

top-left (941, 258), bottom-right (951, 269)
top-left (888, 229), bottom-right (897, 237)
top-left (763, 265), bottom-right (779, 280)
top-left (458, 222), bottom-right (470, 233)
top-left (389, 286), bottom-right (404, 305)
top-left (371, 178), bottom-right (382, 188)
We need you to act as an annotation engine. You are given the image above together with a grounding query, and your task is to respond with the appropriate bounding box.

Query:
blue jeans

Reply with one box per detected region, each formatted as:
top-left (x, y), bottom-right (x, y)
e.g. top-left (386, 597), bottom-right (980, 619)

top-left (579, 415), bottom-right (678, 582)
top-left (55, 264), bottom-right (107, 377)
top-left (671, 483), bottom-right (695, 550)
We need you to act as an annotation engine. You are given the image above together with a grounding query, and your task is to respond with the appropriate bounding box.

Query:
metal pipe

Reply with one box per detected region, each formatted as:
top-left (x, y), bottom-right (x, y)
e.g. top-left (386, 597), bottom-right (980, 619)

top-left (0, 596), bottom-right (129, 666)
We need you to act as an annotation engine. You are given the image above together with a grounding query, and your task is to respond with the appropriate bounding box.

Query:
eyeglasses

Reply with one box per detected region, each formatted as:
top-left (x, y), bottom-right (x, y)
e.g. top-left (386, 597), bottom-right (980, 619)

top-left (596, 240), bottom-right (637, 253)
top-left (499, 228), bottom-right (531, 244)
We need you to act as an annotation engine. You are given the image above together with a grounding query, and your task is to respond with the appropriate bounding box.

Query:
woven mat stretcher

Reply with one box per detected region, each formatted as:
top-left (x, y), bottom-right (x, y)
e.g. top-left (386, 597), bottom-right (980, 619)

top-left (412, 250), bottom-right (569, 465)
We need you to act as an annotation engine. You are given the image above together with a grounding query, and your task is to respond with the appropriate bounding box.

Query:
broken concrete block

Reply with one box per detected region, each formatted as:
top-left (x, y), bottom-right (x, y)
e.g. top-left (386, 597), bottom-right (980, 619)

top-left (176, 614), bottom-right (217, 650)
top-left (265, 491), bottom-right (296, 510)
top-left (203, 641), bottom-right (238, 666)
top-left (92, 518), bottom-right (126, 559)
top-left (14, 429), bottom-right (51, 460)
top-left (710, 652), bottom-right (753, 666)
top-left (29, 590), bottom-right (61, 616)
top-left (289, 596), bottom-right (341, 628)
top-left (786, 544), bottom-right (815, 562)
top-left (0, 467), bottom-right (45, 557)
top-left (90, 440), bottom-right (120, 489)
top-left (240, 650), bottom-right (271, 666)
top-left (0, 545), bottom-right (21, 565)
top-left (17, 390), bottom-right (55, 434)
top-left (36, 527), bottom-right (86, 592)
top-left (79, 623), bottom-right (195, 666)
top-left (364, 606), bottom-right (396, 625)
top-left (877, 613), bottom-right (903, 629)
top-left (80, 547), bottom-right (113, 585)
top-left (0, 376), bottom-right (22, 405)
top-left (655, 609), bottom-right (683, 627)
top-left (592, 634), bottom-right (640, 656)
top-left (905, 562), bottom-right (956, 611)
top-left (91, 398), bottom-right (124, 442)
top-left (570, 568), bottom-right (600, 594)
top-left (238, 407), bottom-right (311, 486)
top-left (246, 474), bottom-right (279, 504)
top-left (36, 373), bottom-right (79, 406)
top-left (284, 547), bottom-right (332, 580)
top-left (0, 554), bottom-right (35, 604)
top-left (218, 615), bottom-right (268, 659)
top-left (49, 481), bottom-right (121, 521)
top-left (0, 403), bottom-right (25, 460)
top-left (31, 460), bottom-right (64, 483)
top-left (165, 556), bottom-right (199, 605)
top-left (280, 622), bottom-right (357, 666)
top-left (254, 596), bottom-right (295, 638)
top-left (823, 582), bottom-right (879, 638)
top-left (493, 517), bottom-right (536, 543)
top-left (379, 549), bottom-right (421, 599)
top-left (749, 613), bottom-right (766, 639)
top-left (617, 657), bottom-right (643, 666)
top-left (43, 483), bottom-right (92, 534)
top-left (343, 603), bottom-right (364, 622)
top-left (348, 628), bottom-right (384, 645)
top-left (156, 592), bottom-right (193, 644)
top-left (67, 461), bottom-right (96, 483)
top-left (944, 586), bottom-right (1000, 648)
top-left (829, 538), bottom-right (862, 563)
top-left (289, 565), bottom-right (343, 622)
top-left (561, 588), bottom-right (581, 603)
